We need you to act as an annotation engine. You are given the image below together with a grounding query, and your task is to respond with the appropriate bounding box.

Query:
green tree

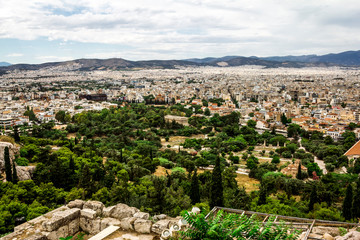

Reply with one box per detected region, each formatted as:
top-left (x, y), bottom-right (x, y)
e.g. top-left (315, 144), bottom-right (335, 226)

top-left (55, 110), bottom-right (66, 123)
top-left (190, 168), bottom-right (200, 205)
top-left (281, 113), bottom-right (291, 125)
top-left (13, 126), bottom-right (20, 142)
top-left (342, 184), bottom-right (353, 220)
top-left (12, 162), bottom-right (18, 184)
top-left (287, 124), bottom-right (301, 138)
top-left (210, 156), bottom-right (223, 209)
top-left (257, 183), bottom-right (267, 205)
top-left (352, 179), bottom-right (360, 219)
top-left (204, 108), bottom-right (211, 116)
top-left (24, 109), bottom-right (37, 121)
top-left (309, 184), bottom-right (317, 211)
top-left (271, 155), bottom-right (280, 164)
top-left (296, 163), bottom-right (302, 180)
top-left (247, 119), bottom-right (256, 128)
top-left (4, 147), bottom-right (12, 182)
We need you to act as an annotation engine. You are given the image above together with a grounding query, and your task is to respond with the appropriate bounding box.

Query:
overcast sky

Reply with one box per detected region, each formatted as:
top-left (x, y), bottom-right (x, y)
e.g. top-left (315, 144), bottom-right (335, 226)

top-left (1, 0), bottom-right (360, 64)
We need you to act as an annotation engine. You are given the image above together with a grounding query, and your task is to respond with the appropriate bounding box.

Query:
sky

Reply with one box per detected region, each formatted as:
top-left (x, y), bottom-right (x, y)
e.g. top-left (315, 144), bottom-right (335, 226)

top-left (1, 0), bottom-right (360, 64)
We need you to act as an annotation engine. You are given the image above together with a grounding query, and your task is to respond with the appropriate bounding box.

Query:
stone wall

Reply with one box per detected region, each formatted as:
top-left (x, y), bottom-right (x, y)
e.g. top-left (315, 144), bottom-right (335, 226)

top-left (0, 141), bottom-right (19, 172)
top-left (0, 141), bottom-right (37, 181)
top-left (1, 200), bottom-right (180, 240)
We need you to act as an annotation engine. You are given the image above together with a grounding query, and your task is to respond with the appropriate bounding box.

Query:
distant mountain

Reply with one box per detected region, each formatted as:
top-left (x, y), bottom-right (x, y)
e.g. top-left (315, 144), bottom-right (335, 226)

top-left (261, 50), bottom-right (360, 66)
top-left (0, 62), bottom-right (11, 67)
top-left (184, 56), bottom-right (334, 68)
top-left (184, 56), bottom-right (239, 64)
top-left (0, 58), bottom-right (200, 71)
top-left (0, 50), bottom-right (359, 72)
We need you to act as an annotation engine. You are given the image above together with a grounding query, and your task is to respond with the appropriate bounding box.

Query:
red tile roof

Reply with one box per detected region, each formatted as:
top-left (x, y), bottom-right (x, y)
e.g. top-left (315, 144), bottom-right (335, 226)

top-left (345, 140), bottom-right (360, 156)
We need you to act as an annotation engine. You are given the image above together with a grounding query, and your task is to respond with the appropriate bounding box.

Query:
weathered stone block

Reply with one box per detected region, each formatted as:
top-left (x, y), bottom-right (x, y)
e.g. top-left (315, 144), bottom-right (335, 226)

top-left (46, 225), bottom-right (69, 240)
top-left (42, 208), bottom-right (80, 232)
top-left (100, 217), bottom-right (121, 231)
top-left (103, 205), bottom-right (116, 217)
top-left (134, 219), bottom-right (152, 234)
top-left (23, 233), bottom-right (48, 240)
top-left (81, 208), bottom-right (97, 219)
top-left (67, 199), bottom-right (85, 209)
top-left (324, 233), bottom-right (335, 240)
top-left (151, 219), bottom-right (170, 235)
top-left (14, 222), bottom-right (33, 232)
top-left (120, 217), bottom-right (137, 231)
top-left (153, 214), bottom-right (167, 221)
top-left (313, 226), bottom-right (340, 237)
top-left (79, 217), bottom-right (101, 235)
top-left (68, 218), bottom-right (80, 236)
top-left (111, 203), bottom-right (139, 220)
top-left (83, 201), bottom-right (105, 216)
top-left (43, 206), bottom-right (69, 218)
top-left (134, 211), bottom-right (150, 220)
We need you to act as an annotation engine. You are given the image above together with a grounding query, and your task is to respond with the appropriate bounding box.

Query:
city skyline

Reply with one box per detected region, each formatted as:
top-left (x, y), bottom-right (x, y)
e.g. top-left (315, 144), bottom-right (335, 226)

top-left (1, 0), bottom-right (360, 64)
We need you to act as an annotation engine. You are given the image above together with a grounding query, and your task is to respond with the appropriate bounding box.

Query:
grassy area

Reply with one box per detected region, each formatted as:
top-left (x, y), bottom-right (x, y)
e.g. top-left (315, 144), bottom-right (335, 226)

top-left (154, 166), bottom-right (260, 193)
top-left (236, 174), bottom-right (260, 193)
top-left (0, 135), bottom-right (15, 145)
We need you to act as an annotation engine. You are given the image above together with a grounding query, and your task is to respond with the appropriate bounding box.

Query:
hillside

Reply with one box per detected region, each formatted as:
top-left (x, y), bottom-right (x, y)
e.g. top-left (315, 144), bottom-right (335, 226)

top-left (1, 49), bottom-right (359, 72)
top-left (0, 62), bottom-right (11, 67)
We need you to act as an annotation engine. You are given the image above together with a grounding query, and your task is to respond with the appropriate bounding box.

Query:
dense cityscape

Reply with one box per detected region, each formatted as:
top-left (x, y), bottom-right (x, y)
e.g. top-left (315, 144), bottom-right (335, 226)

top-left (1, 63), bottom-right (360, 239)
top-left (2, 0), bottom-right (360, 239)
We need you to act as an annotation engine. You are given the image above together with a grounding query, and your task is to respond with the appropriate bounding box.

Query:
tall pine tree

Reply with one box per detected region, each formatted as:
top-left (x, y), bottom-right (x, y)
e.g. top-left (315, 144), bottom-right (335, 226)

top-left (13, 126), bottom-right (20, 142)
top-left (296, 162), bottom-right (302, 180)
top-left (12, 162), bottom-right (18, 184)
top-left (353, 178), bottom-right (360, 219)
top-left (190, 168), bottom-right (200, 205)
top-left (210, 156), bottom-right (223, 209)
top-left (257, 182), bottom-right (267, 205)
top-left (4, 147), bottom-right (12, 182)
top-left (343, 183), bottom-right (353, 220)
top-left (309, 184), bottom-right (317, 211)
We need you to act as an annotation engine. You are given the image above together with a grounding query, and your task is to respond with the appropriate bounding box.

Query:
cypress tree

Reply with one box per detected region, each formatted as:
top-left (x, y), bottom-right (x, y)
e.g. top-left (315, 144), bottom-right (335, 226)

top-left (190, 168), bottom-right (200, 205)
top-left (78, 164), bottom-right (92, 191)
top-left (4, 147), bottom-right (12, 182)
top-left (296, 162), bottom-right (302, 180)
top-left (69, 156), bottom-right (75, 174)
top-left (309, 184), bottom-right (317, 211)
top-left (352, 179), bottom-right (360, 219)
top-left (257, 182), bottom-right (267, 205)
top-left (12, 162), bottom-right (18, 184)
top-left (210, 156), bottom-right (223, 209)
top-left (343, 184), bottom-right (353, 220)
top-left (13, 126), bottom-right (20, 142)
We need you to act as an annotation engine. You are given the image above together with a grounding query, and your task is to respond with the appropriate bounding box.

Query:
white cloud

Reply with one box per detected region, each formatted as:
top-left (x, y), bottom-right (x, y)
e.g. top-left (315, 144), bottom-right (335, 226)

top-left (7, 53), bottom-right (24, 57)
top-left (1, 0), bottom-right (360, 59)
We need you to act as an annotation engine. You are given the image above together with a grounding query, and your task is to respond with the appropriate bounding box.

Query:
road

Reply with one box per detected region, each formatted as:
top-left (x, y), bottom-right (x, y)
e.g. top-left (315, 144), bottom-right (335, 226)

top-left (298, 137), bottom-right (328, 175)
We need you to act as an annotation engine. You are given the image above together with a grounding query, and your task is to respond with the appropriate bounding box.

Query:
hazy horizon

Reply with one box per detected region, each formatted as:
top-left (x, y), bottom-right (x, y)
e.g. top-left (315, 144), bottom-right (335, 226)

top-left (1, 0), bottom-right (360, 64)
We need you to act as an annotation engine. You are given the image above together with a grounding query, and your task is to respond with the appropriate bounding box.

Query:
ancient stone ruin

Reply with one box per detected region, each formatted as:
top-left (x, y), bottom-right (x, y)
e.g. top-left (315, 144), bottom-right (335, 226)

top-left (1, 200), bottom-right (183, 240)
top-left (2, 198), bottom-right (360, 240)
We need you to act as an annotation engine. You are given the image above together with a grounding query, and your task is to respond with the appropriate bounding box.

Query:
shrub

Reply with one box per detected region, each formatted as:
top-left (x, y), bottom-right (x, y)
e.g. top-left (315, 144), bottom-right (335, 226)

top-left (15, 157), bottom-right (29, 166)
top-left (180, 210), bottom-right (299, 239)
top-left (271, 155), bottom-right (281, 164)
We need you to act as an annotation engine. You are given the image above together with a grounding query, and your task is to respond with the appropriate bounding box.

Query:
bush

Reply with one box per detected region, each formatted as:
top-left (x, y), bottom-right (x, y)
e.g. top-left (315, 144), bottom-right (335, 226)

top-left (15, 157), bottom-right (29, 166)
top-left (180, 209), bottom-right (299, 239)
top-left (282, 151), bottom-right (292, 158)
top-left (229, 156), bottom-right (240, 164)
top-left (272, 155), bottom-right (281, 164)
